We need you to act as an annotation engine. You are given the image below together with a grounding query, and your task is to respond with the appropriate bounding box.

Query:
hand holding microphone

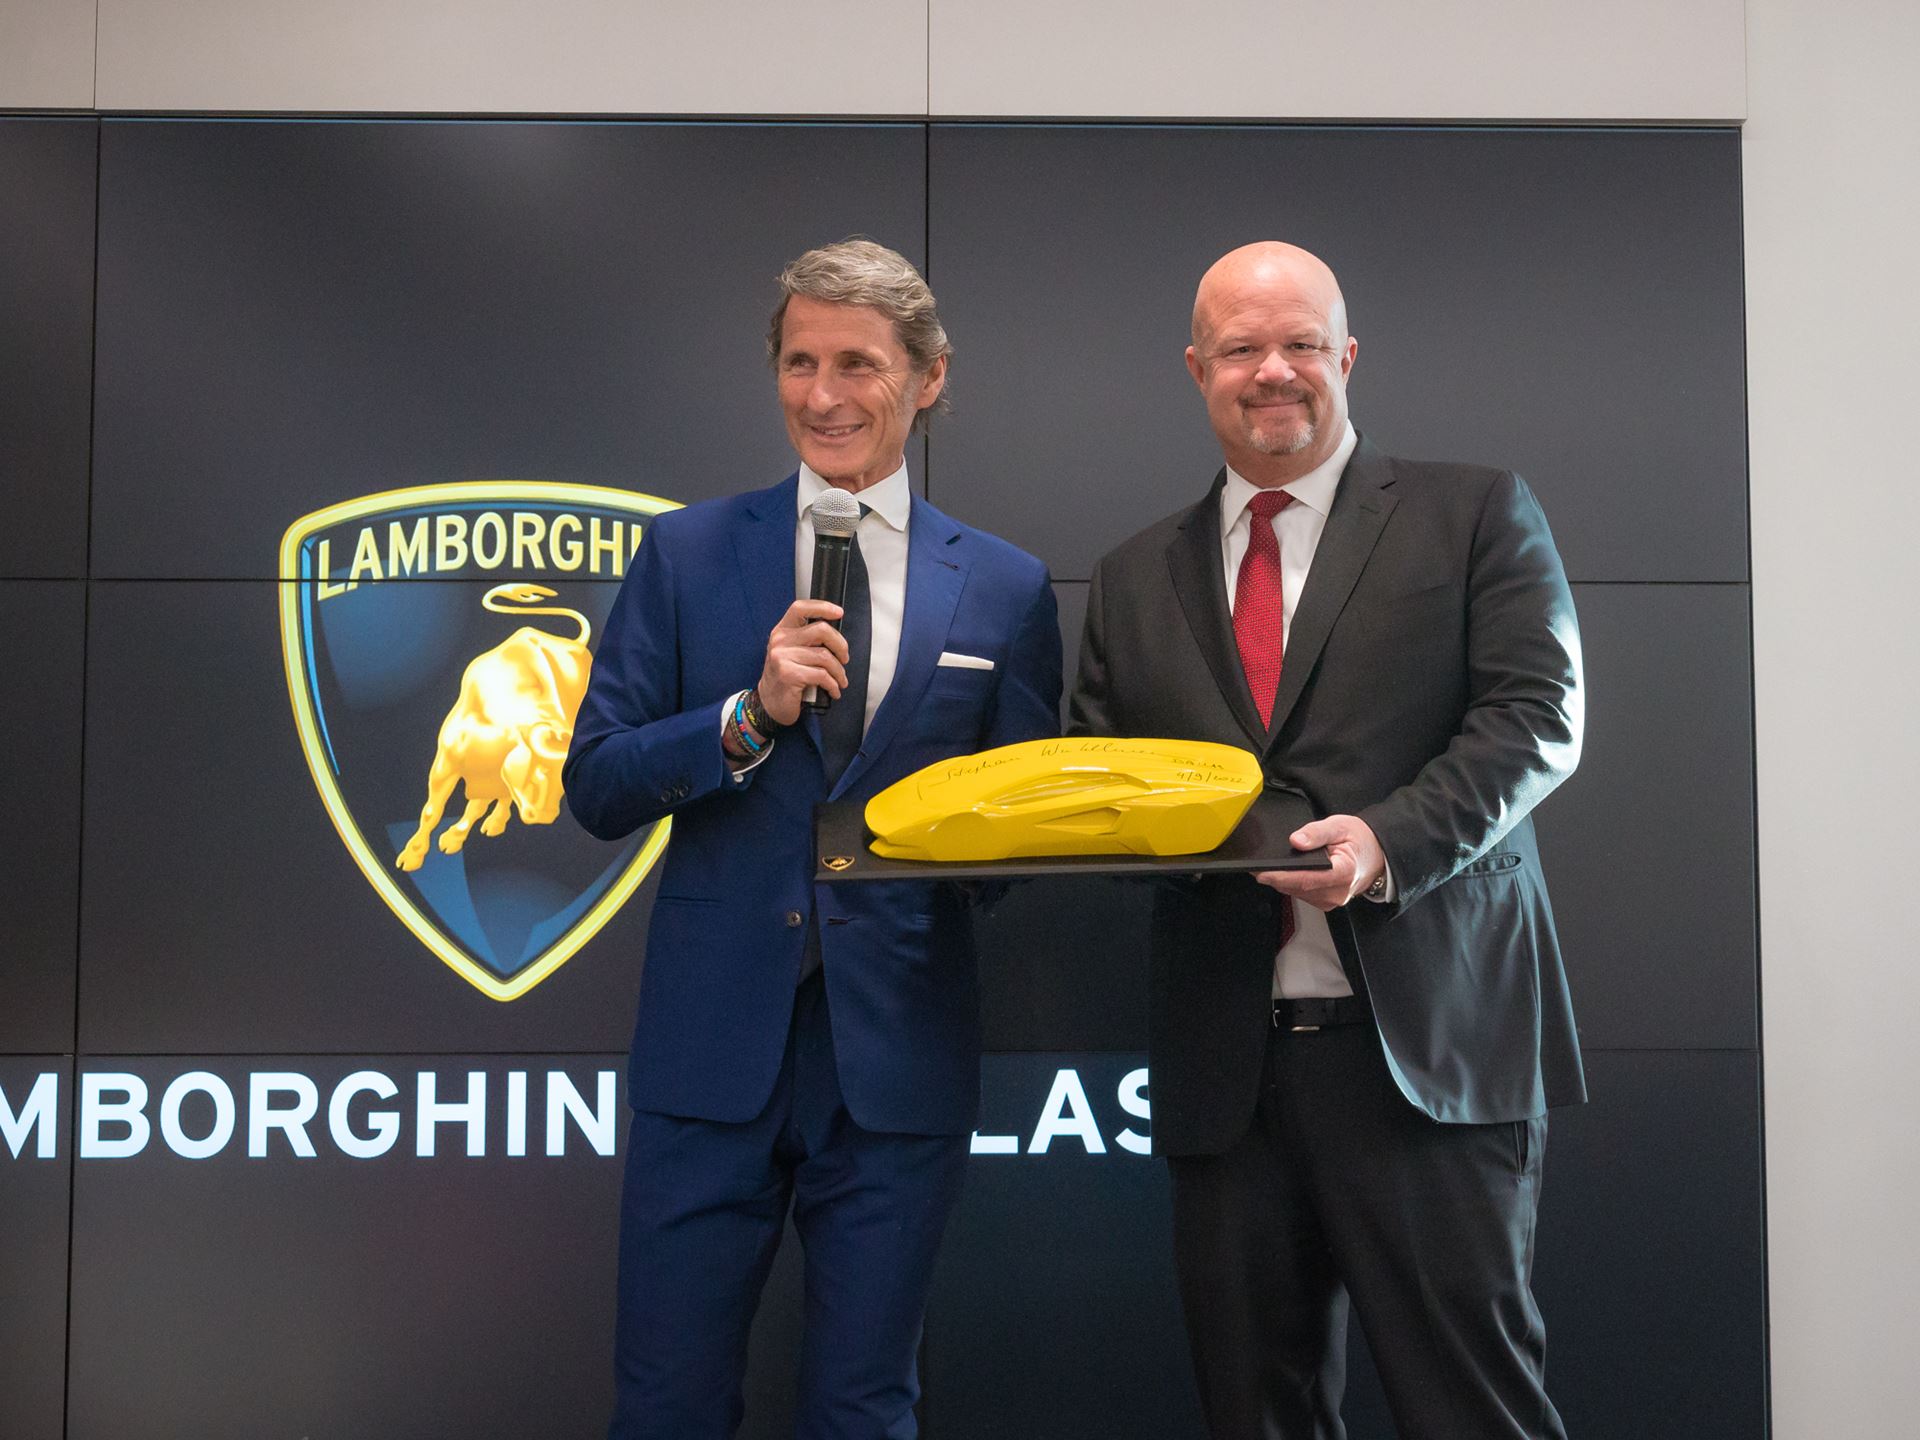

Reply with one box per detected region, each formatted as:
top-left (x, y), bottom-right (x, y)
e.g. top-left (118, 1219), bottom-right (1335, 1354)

top-left (755, 491), bottom-right (862, 727)
top-left (801, 489), bottom-right (862, 714)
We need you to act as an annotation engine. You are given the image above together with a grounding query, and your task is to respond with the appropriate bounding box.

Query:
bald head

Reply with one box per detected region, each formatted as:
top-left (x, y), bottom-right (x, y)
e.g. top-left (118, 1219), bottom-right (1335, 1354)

top-left (1191, 242), bottom-right (1348, 351)
top-left (1185, 241), bottom-right (1358, 486)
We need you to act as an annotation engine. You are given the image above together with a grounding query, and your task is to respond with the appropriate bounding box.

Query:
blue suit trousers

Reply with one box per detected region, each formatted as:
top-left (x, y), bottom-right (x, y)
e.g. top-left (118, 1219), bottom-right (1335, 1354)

top-left (609, 970), bottom-right (969, 1440)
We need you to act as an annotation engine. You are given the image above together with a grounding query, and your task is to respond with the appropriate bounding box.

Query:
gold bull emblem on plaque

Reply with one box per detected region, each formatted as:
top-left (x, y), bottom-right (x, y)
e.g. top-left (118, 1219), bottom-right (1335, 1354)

top-left (396, 583), bottom-right (593, 872)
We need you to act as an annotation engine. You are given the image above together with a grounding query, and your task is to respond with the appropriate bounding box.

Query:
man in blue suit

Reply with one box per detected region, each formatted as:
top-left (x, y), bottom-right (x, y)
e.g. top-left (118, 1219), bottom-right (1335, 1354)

top-left (565, 239), bottom-right (1061, 1440)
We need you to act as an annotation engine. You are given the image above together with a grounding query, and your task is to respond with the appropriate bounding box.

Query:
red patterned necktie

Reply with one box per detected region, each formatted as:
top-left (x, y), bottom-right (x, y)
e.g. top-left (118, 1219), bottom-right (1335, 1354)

top-left (1234, 489), bottom-right (1293, 728)
top-left (1234, 487), bottom-right (1295, 949)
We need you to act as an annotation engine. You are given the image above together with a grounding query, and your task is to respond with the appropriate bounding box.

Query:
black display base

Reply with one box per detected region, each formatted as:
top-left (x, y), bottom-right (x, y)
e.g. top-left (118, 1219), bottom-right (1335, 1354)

top-left (814, 786), bottom-right (1332, 882)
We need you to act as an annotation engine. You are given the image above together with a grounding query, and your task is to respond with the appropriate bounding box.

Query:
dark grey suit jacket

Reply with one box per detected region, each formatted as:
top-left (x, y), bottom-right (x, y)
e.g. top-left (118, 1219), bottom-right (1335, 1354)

top-left (1069, 434), bottom-right (1586, 1154)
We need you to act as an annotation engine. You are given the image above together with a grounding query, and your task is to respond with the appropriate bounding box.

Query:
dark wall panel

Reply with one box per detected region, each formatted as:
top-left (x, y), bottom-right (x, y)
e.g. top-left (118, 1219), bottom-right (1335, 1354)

top-left (0, 581), bottom-right (84, 1053)
top-left (928, 1054), bottom-right (1198, 1438)
top-left (0, 118), bottom-right (96, 579)
top-left (67, 1056), bottom-right (626, 1440)
top-left (925, 125), bottom-right (1746, 585)
top-left (978, 873), bottom-right (1155, 1051)
top-left (0, 1057), bottom-right (71, 1440)
top-left (1051, 578), bottom-right (1087, 710)
top-left (80, 581), bottom-right (653, 1054)
top-left (58, 1053), bottom-right (824, 1440)
top-left (1541, 584), bottom-right (1757, 1049)
top-left (1537, 1049), bottom-right (1767, 1440)
top-left (90, 120), bottom-right (926, 579)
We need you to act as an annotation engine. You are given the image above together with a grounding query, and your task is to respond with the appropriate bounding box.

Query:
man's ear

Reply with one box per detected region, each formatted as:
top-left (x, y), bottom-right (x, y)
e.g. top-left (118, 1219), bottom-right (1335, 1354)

top-left (1185, 345), bottom-right (1206, 390)
top-left (915, 353), bottom-right (949, 413)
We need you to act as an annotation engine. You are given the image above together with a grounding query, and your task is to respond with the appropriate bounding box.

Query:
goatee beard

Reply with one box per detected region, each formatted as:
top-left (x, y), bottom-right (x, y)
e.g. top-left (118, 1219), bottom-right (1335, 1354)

top-left (1249, 418), bottom-right (1316, 456)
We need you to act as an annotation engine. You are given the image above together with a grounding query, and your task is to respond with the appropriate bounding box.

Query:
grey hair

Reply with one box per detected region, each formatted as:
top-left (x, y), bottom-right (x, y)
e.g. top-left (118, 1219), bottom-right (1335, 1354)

top-left (767, 238), bottom-right (953, 422)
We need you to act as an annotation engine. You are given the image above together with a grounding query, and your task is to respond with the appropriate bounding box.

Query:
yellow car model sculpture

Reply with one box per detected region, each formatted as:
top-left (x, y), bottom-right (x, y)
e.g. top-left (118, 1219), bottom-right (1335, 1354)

top-left (864, 737), bottom-right (1264, 863)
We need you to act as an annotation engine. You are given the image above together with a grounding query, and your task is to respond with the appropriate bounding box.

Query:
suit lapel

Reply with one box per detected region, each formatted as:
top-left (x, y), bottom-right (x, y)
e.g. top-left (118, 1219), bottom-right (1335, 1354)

top-left (1262, 436), bottom-right (1399, 745)
top-left (1164, 471), bottom-right (1269, 750)
top-left (829, 498), bottom-right (968, 800)
top-left (733, 475), bottom-right (825, 756)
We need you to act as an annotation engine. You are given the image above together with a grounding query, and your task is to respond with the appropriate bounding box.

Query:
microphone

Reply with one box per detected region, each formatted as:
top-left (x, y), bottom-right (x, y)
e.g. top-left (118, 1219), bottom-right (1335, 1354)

top-left (805, 489), bottom-right (862, 712)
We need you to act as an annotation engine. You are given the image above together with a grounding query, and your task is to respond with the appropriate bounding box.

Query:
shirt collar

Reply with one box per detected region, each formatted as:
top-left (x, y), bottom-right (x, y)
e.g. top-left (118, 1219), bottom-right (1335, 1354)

top-left (797, 461), bottom-right (912, 531)
top-left (1220, 420), bottom-right (1359, 534)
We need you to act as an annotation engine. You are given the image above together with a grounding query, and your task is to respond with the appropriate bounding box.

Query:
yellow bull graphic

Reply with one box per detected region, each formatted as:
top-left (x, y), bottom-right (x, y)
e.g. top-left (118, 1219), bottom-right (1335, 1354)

top-left (396, 583), bottom-right (593, 872)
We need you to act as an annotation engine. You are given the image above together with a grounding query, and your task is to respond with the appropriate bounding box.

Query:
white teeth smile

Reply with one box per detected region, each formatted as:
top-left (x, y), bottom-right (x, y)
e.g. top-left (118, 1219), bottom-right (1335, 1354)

top-left (815, 425), bottom-right (861, 437)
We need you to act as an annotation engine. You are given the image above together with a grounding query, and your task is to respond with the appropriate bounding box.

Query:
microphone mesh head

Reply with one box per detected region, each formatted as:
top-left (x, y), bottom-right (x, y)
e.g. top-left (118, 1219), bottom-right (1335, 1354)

top-left (809, 489), bottom-right (862, 537)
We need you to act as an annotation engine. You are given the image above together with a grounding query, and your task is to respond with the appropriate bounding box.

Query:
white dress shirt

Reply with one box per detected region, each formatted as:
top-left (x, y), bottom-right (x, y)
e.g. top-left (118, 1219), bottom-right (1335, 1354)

top-left (794, 461), bottom-right (910, 734)
top-left (723, 463), bottom-right (914, 778)
top-left (1218, 421), bottom-right (1364, 1000)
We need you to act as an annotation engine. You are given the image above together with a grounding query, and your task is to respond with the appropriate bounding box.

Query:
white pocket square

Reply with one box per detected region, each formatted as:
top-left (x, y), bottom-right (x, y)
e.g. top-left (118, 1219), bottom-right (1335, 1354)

top-left (937, 651), bottom-right (995, 671)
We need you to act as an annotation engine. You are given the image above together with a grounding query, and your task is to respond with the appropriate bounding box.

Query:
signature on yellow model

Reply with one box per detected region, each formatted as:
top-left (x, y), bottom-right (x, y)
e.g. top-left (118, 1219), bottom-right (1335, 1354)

top-left (396, 583), bottom-right (593, 872)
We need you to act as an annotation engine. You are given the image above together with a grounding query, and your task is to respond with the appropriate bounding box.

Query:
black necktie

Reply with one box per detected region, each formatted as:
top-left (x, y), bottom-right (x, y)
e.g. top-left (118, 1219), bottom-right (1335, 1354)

top-left (819, 516), bottom-right (870, 786)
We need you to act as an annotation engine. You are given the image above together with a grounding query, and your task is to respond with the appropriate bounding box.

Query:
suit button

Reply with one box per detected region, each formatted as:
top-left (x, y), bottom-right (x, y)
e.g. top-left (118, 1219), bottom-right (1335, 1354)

top-left (658, 789), bottom-right (673, 804)
top-left (785, 911), bottom-right (804, 928)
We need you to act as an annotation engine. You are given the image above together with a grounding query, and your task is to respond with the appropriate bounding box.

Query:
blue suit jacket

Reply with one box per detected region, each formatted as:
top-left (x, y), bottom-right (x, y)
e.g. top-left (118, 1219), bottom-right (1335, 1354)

top-left (565, 475), bottom-right (1061, 1136)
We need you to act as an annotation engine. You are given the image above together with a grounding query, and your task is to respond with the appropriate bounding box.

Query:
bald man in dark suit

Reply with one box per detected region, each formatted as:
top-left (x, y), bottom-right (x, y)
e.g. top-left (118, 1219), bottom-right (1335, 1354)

top-left (1070, 242), bottom-right (1584, 1440)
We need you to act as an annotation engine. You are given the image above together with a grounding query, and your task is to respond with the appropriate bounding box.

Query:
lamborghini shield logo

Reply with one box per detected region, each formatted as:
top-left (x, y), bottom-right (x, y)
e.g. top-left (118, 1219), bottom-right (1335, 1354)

top-left (279, 481), bottom-right (679, 1001)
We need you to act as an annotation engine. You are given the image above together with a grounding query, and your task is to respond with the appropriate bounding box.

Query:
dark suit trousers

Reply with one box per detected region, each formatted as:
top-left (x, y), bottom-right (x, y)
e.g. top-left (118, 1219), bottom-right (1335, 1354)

top-left (1168, 1023), bottom-right (1565, 1440)
top-left (608, 970), bottom-right (969, 1440)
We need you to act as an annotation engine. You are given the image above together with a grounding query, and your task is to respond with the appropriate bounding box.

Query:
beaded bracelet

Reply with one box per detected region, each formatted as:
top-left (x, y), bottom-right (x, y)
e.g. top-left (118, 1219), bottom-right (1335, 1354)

top-left (730, 691), bottom-right (766, 754)
top-left (725, 687), bottom-right (786, 768)
top-left (722, 693), bottom-right (763, 762)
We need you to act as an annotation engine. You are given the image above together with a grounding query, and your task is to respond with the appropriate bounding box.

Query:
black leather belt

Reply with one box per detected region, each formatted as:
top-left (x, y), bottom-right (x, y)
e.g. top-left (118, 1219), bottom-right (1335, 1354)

top-left (1272, 995), bottom-right (1372, 1031)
